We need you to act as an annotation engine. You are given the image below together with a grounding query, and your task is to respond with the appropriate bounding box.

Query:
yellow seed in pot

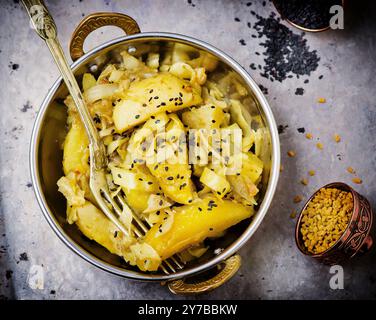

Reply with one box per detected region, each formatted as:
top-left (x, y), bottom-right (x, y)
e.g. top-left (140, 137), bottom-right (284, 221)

top-left (299, 188), bottom-right (353, 254)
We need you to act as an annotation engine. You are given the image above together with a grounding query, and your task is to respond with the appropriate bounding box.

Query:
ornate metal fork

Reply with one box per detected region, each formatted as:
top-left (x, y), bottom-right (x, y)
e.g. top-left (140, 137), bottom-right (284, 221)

top-left (22, 0), bottom-right (184, 274)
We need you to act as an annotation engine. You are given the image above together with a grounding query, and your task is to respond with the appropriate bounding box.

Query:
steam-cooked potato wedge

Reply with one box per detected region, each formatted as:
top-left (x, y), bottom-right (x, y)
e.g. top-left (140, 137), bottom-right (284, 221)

top-left (144, 196), bottom-right (252, 260)
top-left (62, 119), bottom-right (89, 175)
top-left (75, 202), bottom-right (132, 256)
top-left (113, 73), bottom-right (202, 132)
top-left (182, 104), bottom-right (225, 129)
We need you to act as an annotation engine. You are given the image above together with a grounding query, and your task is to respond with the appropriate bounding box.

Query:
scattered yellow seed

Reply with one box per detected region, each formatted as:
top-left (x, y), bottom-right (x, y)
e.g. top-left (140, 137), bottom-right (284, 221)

top-left (293, 195), bottom-right (303, 203)
top-left (352, 177), bottom-right (362, 184)
top-left (287, 150), bottom-right (296, 157)
top-left (309, 170), bottom-right (315, 176)
top-left (290, 210), bottom-right (297, 219)
top-left (317, 97), bottom-right (326, 103)
top-left (347, 167), bottom-right (355, 174)
top-left (333, 134), bottom-right (341, 143)
top-left (305, 133), bottom-right (313, 140)
top-left (300, 178), bottom-right (308, 186)
top-left (300, 188), bottom-right (353, 254)
top-left (316, 142), bottom-right (324, 150)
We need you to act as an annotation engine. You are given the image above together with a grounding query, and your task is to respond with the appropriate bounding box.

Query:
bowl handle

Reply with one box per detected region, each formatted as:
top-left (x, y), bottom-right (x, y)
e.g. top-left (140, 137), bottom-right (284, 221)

top-left (69, 12), bottom-right (141, 61)
top-left (167, 254), bottom-right (241, 295)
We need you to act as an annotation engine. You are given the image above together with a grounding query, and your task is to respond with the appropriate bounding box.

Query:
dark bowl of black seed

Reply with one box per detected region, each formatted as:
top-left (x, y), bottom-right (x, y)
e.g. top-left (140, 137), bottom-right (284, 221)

top-left (272, 0), bottom-right (344, 32)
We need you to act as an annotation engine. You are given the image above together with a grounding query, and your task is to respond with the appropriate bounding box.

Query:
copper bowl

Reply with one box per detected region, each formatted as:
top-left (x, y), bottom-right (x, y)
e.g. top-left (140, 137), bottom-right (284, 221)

top-left (295, 182), bottom-right (374, 264)
top-left (272, 0), bottom-right (346, 33)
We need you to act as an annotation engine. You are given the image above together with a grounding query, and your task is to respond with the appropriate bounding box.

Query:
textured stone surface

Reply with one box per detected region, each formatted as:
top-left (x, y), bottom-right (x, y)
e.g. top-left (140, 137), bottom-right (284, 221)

top-left (0, 0), bottom-right (375, 300)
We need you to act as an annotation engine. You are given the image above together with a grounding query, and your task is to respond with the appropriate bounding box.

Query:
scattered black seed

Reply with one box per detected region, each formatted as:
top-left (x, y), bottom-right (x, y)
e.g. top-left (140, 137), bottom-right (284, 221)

top-left (159, 200), bottom-right (163, 206)
top-left (247, 22), bottom-right (252, 28)
top-left (304, 79), bottom-right (309, 84)
top-left (117, 174), bottom-right (122, 178)
top-left (114, 231), bottom-right (118, 238)
top-left (5, 270), bottom-right (13, 280)
top-left (154, 96), bottom-right (159, 100)
top-left (165, 166), bottom-right (169, 171)
top-left (319, 75), bottom-right (324, 79)
top-left (295, 87), bottom-right (305, 95)
top-left (19, 252), bottom-right (28, 261)
top-left (198, 207), bottom-right (202, 211)
top-left (11, 63), bottom-right (19, 70)
top-left (235, 17), bottom-right (240, 22)
top-left (246, 2), bottom-right (252, 6)
top-left (258, 84), bottom-right (268, 95)
top-left (135, 114), bottom-right (140, 119)
top-left (20, 101), bottom-right (32, 113)
top-left (26, 182), bottom-right (32, 188)
top-left (167, 176), bottom-right (173, 180)
top-left (149, 89), bottom-right (153, 93)
top-left (252, 12), bottom-right (320, 82)
top-left (277, 124), bottom-right (289, 134)
top-left (239, 39), bottom-right (246, 46)
top-left (297, 127), bottom-right (306, 133)
top-left (50, 290), bottom-right (56, 295)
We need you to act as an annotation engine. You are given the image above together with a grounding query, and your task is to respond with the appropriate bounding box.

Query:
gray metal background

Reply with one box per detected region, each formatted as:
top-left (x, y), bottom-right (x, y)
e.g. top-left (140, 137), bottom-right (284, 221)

top-left (0, 0), bottom-right (375, 299)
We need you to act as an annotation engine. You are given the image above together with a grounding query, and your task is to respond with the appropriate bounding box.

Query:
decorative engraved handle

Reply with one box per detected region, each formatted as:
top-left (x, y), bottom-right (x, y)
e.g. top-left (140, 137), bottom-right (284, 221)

top-left (69, 12), bottom-right (140, 61)
top-left (168, 255), bottom-right (241, 295)
top-left (21, 0), bottom-right (106, 169)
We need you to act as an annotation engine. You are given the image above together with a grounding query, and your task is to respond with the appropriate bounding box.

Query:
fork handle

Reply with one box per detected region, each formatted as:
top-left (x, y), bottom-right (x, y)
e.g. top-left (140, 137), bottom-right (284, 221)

top-left (22, 0), bottom-right (106, 169)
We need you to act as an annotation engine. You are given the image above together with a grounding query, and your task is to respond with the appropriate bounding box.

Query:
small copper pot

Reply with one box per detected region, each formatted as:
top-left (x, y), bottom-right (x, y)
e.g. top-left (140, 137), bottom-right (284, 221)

top-left (272, 0), bottom-right (346, 33)
top-left (295, 182), bottom-right (374, 265)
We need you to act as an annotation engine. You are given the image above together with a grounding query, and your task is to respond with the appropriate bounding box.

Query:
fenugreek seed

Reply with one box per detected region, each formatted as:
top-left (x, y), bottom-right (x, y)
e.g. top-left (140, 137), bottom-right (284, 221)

top-left (287, 150), bottom-right (296, 157)
top-left (293, 195), bottom-right (303, 203)
top-left (352, 177), bottom-right (362, 184)
top-left (308, 170), bottom-right (315, 176)
top-left (305, 133), bottom-right (313, 140)
top-left (300, 178), bottom-right (308, 186)
top-left (347, 167), bottom-right (355, 174)
top-left (333, 134), bottom-right (341, 143)
top-left (300, 188), bottom-right (353, 254)
top-left (317, 97), bottom-right (326, 103)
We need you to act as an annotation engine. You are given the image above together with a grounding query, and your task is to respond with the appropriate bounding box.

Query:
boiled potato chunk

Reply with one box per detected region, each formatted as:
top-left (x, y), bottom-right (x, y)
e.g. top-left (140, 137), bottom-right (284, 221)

top-left (113, 73), bottom-right (202, 132)
top-left (144, 196), bottom-right (252, 260)
top-left (62, 119), bottom-right (89, 175)
top-left (112, 165), bottom-right (160, 214)
top-left (75, 202), bottom-right (132, 256)
top-left (182, 104), bottom-right (225, 129)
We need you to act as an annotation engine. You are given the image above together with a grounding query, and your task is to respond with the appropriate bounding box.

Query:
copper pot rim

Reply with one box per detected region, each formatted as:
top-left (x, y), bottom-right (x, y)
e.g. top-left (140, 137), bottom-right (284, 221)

top-left (295, 182), bottom-right (360, 258)
top-left (272, 0), bottom-right (346, 33)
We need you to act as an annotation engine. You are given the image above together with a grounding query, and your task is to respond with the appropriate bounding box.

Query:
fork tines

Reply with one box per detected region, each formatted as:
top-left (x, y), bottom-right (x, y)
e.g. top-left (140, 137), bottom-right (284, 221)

top-left (108, 190), bottom-right (185, 274)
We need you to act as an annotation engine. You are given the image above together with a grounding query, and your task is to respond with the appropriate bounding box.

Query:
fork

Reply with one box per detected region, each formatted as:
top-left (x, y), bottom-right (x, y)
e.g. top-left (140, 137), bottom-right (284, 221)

top-left (22, 0), bottom-right (184, 274)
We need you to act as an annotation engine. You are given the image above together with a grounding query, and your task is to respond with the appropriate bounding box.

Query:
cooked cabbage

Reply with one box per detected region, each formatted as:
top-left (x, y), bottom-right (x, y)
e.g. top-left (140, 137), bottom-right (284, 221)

top-left (58, 45), bottom-right (264, 272)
